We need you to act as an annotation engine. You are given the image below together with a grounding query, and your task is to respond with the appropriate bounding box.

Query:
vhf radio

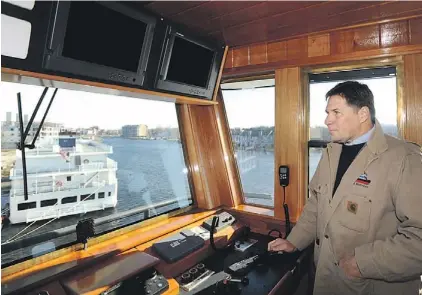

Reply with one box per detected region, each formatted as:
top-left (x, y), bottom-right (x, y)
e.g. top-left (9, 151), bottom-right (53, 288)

top-left (279, 165), bottom-right (291, 236)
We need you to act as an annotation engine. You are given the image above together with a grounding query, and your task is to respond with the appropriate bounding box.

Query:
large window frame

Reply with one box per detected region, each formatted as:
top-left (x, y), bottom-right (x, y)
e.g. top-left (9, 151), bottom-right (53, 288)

top-left (0, 72), bottom-right (198, 268)
top-left (305, 60), bottom-right (404, 194)
top-left (221, 78), bottom-right (276, 208)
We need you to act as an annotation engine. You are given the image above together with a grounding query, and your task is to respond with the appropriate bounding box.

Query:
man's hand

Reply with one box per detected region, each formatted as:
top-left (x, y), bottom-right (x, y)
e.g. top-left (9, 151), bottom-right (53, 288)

top-left (267, 238), bottom-right (296, 252)
top-left (339, 255), bottom-right (362, 279)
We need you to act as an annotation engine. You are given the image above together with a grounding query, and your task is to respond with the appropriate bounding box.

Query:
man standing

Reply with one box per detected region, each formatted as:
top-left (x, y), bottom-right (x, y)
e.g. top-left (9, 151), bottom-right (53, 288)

top-left (268, 81), bottom-right (422, 294)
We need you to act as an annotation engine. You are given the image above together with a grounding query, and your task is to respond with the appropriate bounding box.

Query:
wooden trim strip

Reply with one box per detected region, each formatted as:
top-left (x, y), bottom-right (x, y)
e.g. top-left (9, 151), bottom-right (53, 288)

top-left (1, 68), bottom-right (218, 106)
top-left (223, 44), bottom-right (422, 78)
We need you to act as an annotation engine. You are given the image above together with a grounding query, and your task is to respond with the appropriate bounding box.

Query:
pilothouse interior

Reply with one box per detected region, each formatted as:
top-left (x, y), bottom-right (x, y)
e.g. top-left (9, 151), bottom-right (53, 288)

top-left (1, 1), bottom-right (422, 295)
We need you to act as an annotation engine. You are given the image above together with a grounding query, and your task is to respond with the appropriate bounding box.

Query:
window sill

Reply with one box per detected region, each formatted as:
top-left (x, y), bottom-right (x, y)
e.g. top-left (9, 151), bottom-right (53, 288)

top-left (1, 207), bottom-right (217, 285)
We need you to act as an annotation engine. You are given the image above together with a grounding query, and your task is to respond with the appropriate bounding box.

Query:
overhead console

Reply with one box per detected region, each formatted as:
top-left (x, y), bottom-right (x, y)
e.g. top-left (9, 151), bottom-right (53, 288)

top-left (1, 1), bottom-right (225, 100)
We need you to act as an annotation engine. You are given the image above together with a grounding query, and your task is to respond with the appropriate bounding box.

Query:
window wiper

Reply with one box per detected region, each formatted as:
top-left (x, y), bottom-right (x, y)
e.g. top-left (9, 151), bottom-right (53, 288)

top-left (16, 88), bottom-right (58, 201)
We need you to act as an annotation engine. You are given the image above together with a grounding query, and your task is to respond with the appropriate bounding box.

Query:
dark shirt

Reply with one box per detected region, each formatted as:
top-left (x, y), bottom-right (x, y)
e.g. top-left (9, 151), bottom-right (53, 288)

top-left (333, 142), bottom-right (365, 196)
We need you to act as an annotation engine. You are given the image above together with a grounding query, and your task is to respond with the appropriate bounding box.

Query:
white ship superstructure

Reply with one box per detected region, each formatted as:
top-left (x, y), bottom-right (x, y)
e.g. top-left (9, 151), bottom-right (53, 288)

top-left (8, 135), bottom-right (118, 224)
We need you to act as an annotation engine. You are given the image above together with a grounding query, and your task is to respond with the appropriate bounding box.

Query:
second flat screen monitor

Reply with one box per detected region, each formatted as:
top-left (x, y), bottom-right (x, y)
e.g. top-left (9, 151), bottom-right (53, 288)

top-left (156, 30), bottom-right (223, 100)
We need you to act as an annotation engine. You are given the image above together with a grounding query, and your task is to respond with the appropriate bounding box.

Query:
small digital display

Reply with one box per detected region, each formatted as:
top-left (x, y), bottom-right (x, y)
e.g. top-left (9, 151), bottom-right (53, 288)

top-left (280, 167), bottom-right (287, 173)
top-left (62, 1), bottom-right (147, 72)
top-left (166, 36), bottom-right (215, 88)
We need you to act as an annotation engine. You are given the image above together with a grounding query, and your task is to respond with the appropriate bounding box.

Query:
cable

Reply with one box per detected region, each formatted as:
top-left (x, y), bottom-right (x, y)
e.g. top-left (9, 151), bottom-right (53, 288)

top-left (283, 185), bottom-right (291, 237)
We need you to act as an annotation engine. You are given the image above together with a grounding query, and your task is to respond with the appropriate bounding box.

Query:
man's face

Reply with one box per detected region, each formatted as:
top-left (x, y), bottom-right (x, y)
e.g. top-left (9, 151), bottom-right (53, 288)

top-left (324, 95), bottom-right (362, 143)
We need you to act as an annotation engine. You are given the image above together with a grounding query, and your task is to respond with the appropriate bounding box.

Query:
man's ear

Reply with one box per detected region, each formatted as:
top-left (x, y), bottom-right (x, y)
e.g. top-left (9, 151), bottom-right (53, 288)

top-left (358, 106), bottom-right (370, 123)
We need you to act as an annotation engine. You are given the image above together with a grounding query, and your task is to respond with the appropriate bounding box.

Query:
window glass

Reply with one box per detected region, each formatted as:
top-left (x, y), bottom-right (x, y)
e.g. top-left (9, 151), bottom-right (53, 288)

top-left (222, 81), bottom-right (275, 207)
top-left (310, 77), bottom-right (398, 141)
top-left (1, 82), bottom-right (192, 265)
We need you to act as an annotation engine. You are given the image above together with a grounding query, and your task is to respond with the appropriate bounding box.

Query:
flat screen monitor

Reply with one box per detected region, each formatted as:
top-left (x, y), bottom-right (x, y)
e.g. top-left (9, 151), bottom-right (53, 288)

top-left (43, 1), bottom-right (156, 86)
top-left (155, 28), bottom-right (224, 100)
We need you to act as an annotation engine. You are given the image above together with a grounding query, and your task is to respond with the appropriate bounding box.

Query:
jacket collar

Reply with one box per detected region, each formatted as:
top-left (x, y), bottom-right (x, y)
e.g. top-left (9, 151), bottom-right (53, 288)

top-left (327, 119), bottom-right (388, 156)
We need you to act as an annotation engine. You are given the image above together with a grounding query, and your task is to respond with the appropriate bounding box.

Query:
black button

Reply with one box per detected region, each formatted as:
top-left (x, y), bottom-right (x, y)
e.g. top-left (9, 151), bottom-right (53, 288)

top-left (315, 238), bottom-right (320, 245)
top-left (324, 234), bottom-right (329, 239)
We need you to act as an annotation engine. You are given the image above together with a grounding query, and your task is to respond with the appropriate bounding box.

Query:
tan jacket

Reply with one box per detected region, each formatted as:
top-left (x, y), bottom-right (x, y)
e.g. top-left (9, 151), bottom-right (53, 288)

top-left (287, 121), bottom-right (422, 295)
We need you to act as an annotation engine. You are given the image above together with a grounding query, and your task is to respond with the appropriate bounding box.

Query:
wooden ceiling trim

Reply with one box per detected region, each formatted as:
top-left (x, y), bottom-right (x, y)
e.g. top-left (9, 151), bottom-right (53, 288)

top-left (144, 1), bottom-right (204, 17)
top-left (210, 1), bottom-right (322, 35)
top-left (207, 1), bottom-right (327, 36)
top-left (269, 1), bottom-right (383, 33)
top-left (187, 1), bottom-right (267, 33)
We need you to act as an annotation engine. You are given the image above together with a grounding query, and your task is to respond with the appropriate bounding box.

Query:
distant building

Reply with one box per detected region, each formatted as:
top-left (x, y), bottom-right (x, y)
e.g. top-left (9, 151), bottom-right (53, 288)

top-left (1, 112), bottom-right (62, 149)
top-left (121, 125), bottom-right (148, 138)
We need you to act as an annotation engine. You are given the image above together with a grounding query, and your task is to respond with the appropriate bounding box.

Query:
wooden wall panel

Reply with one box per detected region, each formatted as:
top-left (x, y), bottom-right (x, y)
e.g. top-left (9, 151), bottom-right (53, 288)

top-left (308, 34), bottom-right (330, 57)
top-left (179, 104), bottom-right (236, 209)
top-left (287, 37), bottom-right (308, 60)
top-left (223, 16), bottom-right (422, 76)
top-left (250, 43), bottom-right (268, 65)
top-left (214, 92), bottom-right (243, 207)
top-left (403, 53), bottom-right (422, 146)
top-left (353, 25), bottom-right (380, 51)
top-left (330, 30), bottom-right (355, 55)
top-left (380, 21), bottom-right (409, 48)
top-left (274, 68), bottom-right (307, 222)
top-left (233, 47), bottom-right (249, 68)
top-left (268, 41), bottom-right (287, 63)
top-left (410, 17), bottom-right (422, 45)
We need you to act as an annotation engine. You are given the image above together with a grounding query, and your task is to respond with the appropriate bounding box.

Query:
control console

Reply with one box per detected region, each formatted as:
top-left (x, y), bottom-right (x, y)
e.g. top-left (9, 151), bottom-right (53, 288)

top-left (101, 269), bottom-right (169, 295)
top-left (202, 212), bottom-right (235, 233)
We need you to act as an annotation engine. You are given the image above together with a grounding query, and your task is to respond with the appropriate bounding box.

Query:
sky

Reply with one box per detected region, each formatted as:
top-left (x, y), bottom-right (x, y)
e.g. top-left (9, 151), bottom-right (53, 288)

top-left (1, 77), bottom-right (397, 130)
top-left (1, 81), bottom-right (179, 129)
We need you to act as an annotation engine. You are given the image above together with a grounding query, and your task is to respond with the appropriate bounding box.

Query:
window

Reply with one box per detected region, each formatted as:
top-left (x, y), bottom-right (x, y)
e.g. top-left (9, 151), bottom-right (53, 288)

top-left (41, 199), bottom-right (58, 207)
top-left (17, 202), bottom-right (37, 211)
top-left (222, 79), bottom-right (275, 207)
top-left (1, 81), bottom-right (193, 266)
top-left (62, 196), bottom-right (77, 204)
top-left (81, 193), bottom-right (95, 201)
top-left (308, 67), bottom-right (398, 181)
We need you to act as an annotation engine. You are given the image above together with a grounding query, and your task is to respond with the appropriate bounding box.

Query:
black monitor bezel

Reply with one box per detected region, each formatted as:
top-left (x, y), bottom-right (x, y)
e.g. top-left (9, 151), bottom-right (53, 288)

top-left (43, 1), bottom-right (156, 87)
top-left (155, 27), bottom-right (223, 100)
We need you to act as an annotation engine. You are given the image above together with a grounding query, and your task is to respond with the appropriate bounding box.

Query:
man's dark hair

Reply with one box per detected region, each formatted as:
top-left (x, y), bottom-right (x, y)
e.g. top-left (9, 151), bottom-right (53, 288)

top-left (325, 81), bottom-right (376, 124)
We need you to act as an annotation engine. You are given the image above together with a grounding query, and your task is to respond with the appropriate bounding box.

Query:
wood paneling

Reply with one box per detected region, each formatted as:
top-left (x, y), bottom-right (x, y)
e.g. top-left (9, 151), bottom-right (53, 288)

top-left (353, 25), bottom-right (380, 51)
top-left (274, 68), bottom-right (307, 222)
top-left (250, 43), bottom-right (268, 65)
top-left (214, 92), bottom-right (243, 207)
top-left (287, 37), bottom-right (308, 61)
top-left (268, 41), bottom-right (287, 63)
top-left (233, 47), bottom-right (249, 68)
top-left (381, 21), bottom-right (409, 48)
top-left (145, 1), bottom-right (422, 47)
top-left (330, 30), bottom-right (355, 55)
top-left (223, 16), bottom-right (422, 78)
top-left (403, 53), bottom-right (422, 145)
top-left (1, 68), bottom-right (217, 106)
top-left (179, 103), bottom-right (235, 209)
top-left (410, 17), bottom-right (422, 44)
top-left (308, 34), bottom-right (330, 58)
